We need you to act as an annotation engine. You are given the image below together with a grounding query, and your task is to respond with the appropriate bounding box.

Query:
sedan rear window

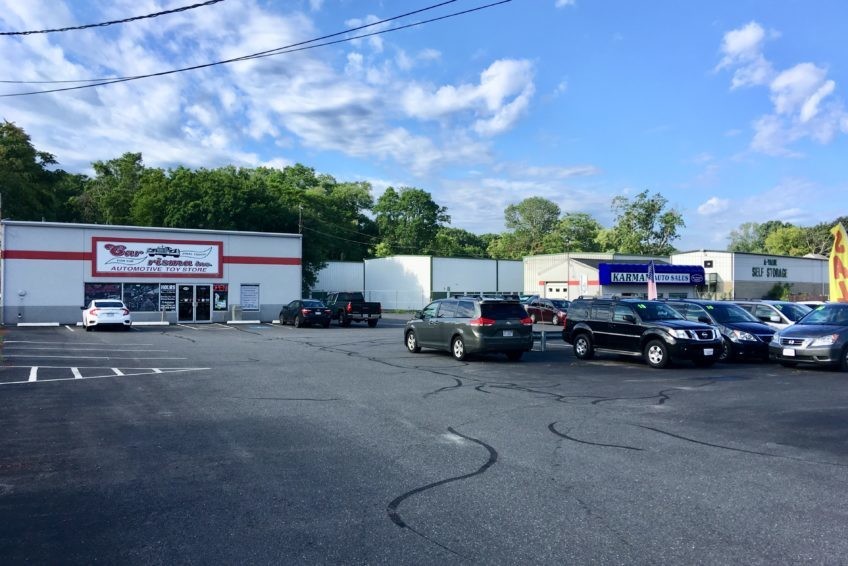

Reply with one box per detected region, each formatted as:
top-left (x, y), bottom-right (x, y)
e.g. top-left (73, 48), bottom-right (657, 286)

top-left (480, 303), bottom-right (529, 320)
top-left (94, 301), bottom-right (124, 308)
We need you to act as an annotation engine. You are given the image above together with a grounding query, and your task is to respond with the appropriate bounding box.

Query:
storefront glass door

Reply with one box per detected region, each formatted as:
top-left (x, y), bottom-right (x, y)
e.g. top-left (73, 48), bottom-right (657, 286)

top-left (178, 285), bottom-right (212, 322)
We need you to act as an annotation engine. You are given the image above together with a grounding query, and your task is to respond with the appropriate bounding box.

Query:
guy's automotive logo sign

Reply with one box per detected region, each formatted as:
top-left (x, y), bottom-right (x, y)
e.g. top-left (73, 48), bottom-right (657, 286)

top-left (92, 237), bottom-right (223, 278)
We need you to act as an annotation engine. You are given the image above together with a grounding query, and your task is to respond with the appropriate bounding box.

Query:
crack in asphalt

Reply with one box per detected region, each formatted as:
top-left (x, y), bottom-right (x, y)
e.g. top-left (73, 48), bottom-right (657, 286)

top-left (637, 425), bottom-right (848, 468)
top-left (231, 396), bottom-right (341, 402)
top-left (549, 422), bottom-right (644, 451)
top-left (423, 378), bottom-right (463, 398)
top-left (591, 380), bottom-right (717, 406)
top-left (386, 427), bottom-right (498, 559)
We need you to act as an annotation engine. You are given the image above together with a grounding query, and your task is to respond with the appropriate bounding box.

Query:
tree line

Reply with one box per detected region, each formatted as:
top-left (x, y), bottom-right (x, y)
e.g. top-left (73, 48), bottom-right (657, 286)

top-left (1, 121), bottom-right (841, 291)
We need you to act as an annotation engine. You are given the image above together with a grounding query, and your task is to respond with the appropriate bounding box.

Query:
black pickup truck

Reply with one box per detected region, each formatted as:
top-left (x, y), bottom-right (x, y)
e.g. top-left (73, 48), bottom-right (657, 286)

top-left (325, 292), bottom-right (382, 327)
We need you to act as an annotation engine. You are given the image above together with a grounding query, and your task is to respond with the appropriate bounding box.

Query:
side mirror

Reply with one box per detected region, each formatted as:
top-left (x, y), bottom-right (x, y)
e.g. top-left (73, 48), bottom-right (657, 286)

top-left (80, 306), bottom-right (86, 310)
top-left (414, 310), bottom-right (424, 320)
top-left (623, 314), bottom-right (636, 323)
top-left (698, 315), bottom-right (712, 324)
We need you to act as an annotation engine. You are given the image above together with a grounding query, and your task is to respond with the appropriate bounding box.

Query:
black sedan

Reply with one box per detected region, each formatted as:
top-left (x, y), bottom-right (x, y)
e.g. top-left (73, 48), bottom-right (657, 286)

top-left (280, 299), bottom-right (331, 328)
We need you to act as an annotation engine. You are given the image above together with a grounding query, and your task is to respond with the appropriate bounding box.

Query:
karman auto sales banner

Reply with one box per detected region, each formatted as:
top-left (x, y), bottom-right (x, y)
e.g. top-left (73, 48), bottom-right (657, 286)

top-left (598, 263), bottom-right (706, 286)
top-left (92, 237), bottom-right (223, 278)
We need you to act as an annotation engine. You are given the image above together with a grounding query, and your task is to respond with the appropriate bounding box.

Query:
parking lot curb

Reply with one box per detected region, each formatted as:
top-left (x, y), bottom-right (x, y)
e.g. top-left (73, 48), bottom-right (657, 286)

top-left (226, 320), bottom-right (262, 325)
top-left (17, 322), bottom-right (60, 327)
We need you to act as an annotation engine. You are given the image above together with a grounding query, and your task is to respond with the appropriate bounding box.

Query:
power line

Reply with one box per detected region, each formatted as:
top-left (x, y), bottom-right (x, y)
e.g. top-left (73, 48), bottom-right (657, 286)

top-left (0, 0), bottom-right (512, 96)
top-left (0, 0), bottom-right (457, 84)
top-left (0, 0), bottom-right (225, 36)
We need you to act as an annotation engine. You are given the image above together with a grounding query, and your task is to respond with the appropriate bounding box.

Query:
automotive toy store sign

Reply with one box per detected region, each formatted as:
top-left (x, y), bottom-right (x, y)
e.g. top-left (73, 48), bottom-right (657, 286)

top-left (92, 237), bottom-right (224, 278)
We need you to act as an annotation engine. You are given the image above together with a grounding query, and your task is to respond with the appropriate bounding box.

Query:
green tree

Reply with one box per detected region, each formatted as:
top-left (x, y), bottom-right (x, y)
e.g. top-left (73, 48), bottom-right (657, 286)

top-left (73, 152), bottom-right (145, 224)
top-left (601, 190), bottom-right (684, 255)
top-left (764, 225), bottom-right (809, 256)
top-left (0, 120), bottom-right (60, 220)
top-left (547, 212), bottom-right (603, 252)
top-left (431, 227), bottom-right (490, 257)
top-left (373, 187), bottom-right (449, 255)
top-left (727, 220), bottom-right (792, 253)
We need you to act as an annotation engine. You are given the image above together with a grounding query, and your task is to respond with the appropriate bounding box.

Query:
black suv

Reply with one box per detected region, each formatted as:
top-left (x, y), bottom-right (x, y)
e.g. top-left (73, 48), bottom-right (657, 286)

top-left (405, 297), bottom-right (533, 361)
top-left (562, 297), bottom-right (721, 368)
top-left (665, 299), bottom-right (775, 362)
top-left (768, 302), bottom-right (848, 370)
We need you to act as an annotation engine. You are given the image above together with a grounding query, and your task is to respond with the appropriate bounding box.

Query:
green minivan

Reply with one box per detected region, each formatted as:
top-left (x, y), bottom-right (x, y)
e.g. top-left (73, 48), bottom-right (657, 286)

top-left (404, 298), bottom-right (533, 361)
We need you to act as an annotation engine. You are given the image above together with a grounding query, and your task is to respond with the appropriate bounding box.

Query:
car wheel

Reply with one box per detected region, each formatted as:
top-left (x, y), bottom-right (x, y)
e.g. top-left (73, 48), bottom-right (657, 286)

top-left (644, 339), bottom-right (671, 369)
top-left (339, 313), bottom-right (351, 327)
top-left (451, 336), bottom-right (466, 361)
top-left (839, 346), bottom-right (848, 372)
top-left (405, 330), bottom-right (421, 353)
top-left (530, 314), bottom-right (537, 324)
top-left (573, 333), bottom-right (594, 360)
top-left (367, 319), bottom-right (378, 328)
top-left (718, 337), bottom-right (733, 362)
top-left (279, 312), bottom-right (286, 325)
top-left (294, 315), bottom-right (303, 328)
top-left (551, 315), bottom-right (559, 326)
top-left (85, 322), bottom-right (92, 332)
top-left (505, 350), bottom-right (523, 361)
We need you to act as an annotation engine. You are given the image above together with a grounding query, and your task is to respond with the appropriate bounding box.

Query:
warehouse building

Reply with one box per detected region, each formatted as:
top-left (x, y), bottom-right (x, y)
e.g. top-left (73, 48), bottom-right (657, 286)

top-left (314, 256), bottom-right (523, 310)
top-left (0, 221), bottom-right (302, 324)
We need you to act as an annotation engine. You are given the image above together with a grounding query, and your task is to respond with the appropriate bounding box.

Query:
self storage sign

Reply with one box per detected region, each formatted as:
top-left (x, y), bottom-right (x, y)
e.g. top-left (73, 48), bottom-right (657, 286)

top-left (92, 237), bottom-right (223, 278)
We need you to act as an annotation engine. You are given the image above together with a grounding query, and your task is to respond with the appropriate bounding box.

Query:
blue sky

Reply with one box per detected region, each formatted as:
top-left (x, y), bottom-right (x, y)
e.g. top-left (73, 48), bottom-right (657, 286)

top-left (1, 0), bottom-right (846, 250)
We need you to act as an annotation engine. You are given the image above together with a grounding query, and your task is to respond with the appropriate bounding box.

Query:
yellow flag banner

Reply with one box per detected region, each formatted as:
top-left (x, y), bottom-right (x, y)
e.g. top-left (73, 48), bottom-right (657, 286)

top-left (830, 222), bottom-right (848, 302)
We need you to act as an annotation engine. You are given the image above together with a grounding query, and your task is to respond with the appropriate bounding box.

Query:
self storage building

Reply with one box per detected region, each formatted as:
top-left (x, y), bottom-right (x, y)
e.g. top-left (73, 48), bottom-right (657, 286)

top-left (0, 221), bottom-right (302, 325)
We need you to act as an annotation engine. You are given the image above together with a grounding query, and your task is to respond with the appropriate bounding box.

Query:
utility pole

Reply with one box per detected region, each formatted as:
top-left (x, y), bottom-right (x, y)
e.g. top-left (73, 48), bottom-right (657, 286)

top-left (298, 204), bottom-right (303, 234)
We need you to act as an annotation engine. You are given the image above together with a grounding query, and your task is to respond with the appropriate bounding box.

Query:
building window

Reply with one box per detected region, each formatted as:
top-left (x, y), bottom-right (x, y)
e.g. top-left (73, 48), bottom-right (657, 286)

top-left (123, 283), bottom-right (160, 312)
top-left (213, 284), bottom-right (229, 311)
top-left (704, 260), bottom-right (714, 268)
top-left (84, 283), bottom-right (121, 304)
top-left (240, 284), bottom-right (260, 311)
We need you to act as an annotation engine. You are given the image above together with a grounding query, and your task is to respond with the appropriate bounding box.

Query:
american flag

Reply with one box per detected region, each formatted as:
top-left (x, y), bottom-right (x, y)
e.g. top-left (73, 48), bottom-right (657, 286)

top-left (647, 260), bottom-right (658, 300)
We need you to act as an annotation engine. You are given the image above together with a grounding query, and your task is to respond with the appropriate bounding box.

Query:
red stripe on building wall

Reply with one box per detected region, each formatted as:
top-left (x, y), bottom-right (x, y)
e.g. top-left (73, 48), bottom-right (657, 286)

top-left (566, 280), bottom-right (600, 286)
top-left (1, 250), bottom-right (91, 260)
top-left (223, 256), bottom-right (301, 265)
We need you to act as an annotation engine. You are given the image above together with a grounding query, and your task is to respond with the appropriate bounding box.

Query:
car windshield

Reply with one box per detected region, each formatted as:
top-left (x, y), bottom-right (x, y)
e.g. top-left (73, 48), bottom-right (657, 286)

top-left (302, 300), bottom-right (325, 307)
top-left (481, 303), bottom-right (529, 320)
top-left (94, 301), bottom-right (124, 308)
top-left (798, 304), bottom-right (848, 326)
top-left (705, 303), bottom-right (759, 323)
top-left (774, 302), bottom-right (811, 321)
top-left (634, 302), bottom-right (684, 321)
top-left (550, 300), bottom-right (570, 309)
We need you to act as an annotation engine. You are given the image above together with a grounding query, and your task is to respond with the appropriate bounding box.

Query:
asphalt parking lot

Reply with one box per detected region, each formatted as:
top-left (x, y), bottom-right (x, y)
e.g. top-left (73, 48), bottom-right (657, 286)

top-left (1, 315), bottom-right (847, 564)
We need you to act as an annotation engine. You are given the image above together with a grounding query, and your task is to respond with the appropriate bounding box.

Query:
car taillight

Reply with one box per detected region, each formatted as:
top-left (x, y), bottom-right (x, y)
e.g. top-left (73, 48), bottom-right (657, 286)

top-left (90, 308), bottom-right (99, 316)
top-left (520, 316), bottom-right (533, 326)
top-left (301, 308), bottom-right (312, 315)
top-left (122, 309), bottom-right (129, 315)
top-left (346, 302), bottom-right (352, 313)
top-left (469, 317), bottom-right (496, 326)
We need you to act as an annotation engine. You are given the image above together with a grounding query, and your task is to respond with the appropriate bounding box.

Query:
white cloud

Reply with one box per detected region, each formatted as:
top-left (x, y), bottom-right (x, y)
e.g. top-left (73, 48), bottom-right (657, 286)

top-left (555, 0), bottom-right (576, 7)
top-left (697, 197), bottom-right (729, 216)
top-left (716, 21), bottom-right (774, 89)
top-left (717, 22), bottom-right (847, 156)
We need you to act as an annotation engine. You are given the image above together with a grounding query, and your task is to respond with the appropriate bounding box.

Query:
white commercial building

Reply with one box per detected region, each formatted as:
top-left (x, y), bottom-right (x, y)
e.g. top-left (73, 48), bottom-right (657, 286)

top-left (671, 250), bottom-right (829, 300)
top-left (1, 221), bottom-right (302, 324)
top-left (314, 256), bottom-right (523, 311)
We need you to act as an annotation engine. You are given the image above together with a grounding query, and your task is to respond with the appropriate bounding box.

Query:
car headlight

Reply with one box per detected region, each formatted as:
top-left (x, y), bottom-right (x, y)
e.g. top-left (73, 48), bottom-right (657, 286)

top-left (810, 334), bottom-right (839, 347)
top-left (729, 329), bottom-right (757, 342)
top-left (771, 332), bottom-right (781, 342)
top-left (671, 329), bottom-right (690, 339)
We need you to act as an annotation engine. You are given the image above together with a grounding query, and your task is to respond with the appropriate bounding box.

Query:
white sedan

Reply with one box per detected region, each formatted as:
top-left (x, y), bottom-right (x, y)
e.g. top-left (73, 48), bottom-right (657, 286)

top-left (81, 300), bottom-right (132, 331)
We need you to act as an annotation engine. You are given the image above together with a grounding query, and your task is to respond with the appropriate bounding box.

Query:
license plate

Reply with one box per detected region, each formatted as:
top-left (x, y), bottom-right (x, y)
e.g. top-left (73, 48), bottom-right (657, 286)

top-left (104, 313), bottom-right (115, 317)
top-left (783, 348), bottom-right (796, 357)
top-left (503, 330), bottom-right (513, 337)
top-left (703, 348), bottom-right (713, 356)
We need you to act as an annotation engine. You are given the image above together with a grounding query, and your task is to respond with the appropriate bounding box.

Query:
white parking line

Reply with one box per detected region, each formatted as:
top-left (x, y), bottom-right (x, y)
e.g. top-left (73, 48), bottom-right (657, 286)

top-left (0, 367), bottom-right (210, 386)
top-left (64, 325), bottom-right (75, 332)
top-left (4, 341), bottom-right (155, 346)
top-left (112, 368), bottom-right (125, 376)
top-left (3, 355), bottom-right (186, 360)
top-left (29, 367), bottom-right (38, 382)
top-left (4, 347), bottom-right (169, 352)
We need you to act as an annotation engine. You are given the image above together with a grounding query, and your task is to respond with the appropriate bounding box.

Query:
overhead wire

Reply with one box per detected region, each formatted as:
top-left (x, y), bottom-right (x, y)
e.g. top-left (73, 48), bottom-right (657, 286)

top-left (0, 0), bottom-right (224, 36)
top-left (0, 0), bottom-right (512, 96)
